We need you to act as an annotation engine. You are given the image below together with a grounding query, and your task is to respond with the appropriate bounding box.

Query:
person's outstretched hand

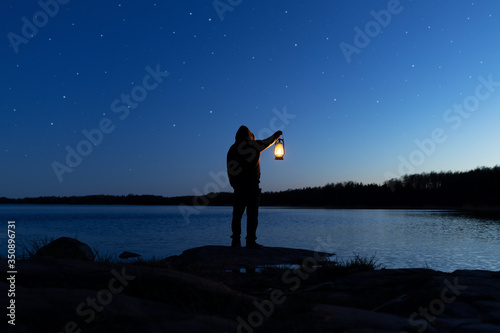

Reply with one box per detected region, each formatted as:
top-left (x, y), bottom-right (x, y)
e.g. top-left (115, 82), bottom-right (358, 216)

top-left (275, 130), bottom-right (283, 138)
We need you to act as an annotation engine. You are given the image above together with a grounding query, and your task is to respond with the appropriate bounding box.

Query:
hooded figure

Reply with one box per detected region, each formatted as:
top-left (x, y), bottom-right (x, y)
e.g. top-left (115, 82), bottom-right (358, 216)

top-left (227, 126), bottom-right (282, 248)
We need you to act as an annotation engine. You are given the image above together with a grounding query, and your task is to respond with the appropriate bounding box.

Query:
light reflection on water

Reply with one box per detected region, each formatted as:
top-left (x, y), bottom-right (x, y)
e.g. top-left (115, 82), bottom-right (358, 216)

top-left (1, 205), bottom-right (499, 272)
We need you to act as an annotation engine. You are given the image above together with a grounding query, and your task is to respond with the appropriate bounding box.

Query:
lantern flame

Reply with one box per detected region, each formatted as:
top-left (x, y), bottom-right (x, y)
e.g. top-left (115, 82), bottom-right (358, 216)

top-left (274, 138), bottom-right (284, 160)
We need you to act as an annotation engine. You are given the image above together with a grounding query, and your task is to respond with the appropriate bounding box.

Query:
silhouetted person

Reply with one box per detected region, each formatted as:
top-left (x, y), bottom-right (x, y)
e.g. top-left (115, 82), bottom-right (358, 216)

top-left (227, 126), bottom-right (282, 248)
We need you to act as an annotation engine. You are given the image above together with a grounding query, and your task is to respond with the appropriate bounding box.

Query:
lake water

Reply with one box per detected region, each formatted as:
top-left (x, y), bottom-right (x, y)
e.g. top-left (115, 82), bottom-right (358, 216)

top-left (1, 204), bottom-right (499, 272)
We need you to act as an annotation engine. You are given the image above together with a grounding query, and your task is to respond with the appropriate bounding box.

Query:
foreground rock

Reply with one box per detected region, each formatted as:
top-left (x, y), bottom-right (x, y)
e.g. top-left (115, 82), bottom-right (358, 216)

top-left (119, 251), bottom-right (141, 259)
top-left (35, 236), bottom-right (95, 261)
top-left (165, 245), bottom-right (333, 271)
top-left (1, 245), bottom-right (499, 333)
top-left (308, 269), bottom-right (500, 332)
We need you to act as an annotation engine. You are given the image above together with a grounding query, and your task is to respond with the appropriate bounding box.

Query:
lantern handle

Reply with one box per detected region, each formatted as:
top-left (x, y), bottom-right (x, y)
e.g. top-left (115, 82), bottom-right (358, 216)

top-left (277, 135), bottom-right (284, 145)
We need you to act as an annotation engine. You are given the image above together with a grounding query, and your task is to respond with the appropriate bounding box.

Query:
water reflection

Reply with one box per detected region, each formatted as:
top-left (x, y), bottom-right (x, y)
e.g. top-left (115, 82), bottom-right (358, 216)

top-left (258, 208), bottom-right (500, 272)
top-left (1, 205), bottom-right (499, 272)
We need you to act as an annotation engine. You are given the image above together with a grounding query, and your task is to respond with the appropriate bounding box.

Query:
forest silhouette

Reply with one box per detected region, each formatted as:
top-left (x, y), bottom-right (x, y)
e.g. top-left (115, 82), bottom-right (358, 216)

top-left (2, 166), bottom-right (500, 210)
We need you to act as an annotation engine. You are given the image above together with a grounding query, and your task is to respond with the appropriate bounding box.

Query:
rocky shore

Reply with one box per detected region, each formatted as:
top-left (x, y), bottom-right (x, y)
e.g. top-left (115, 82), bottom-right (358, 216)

top-left (1, 240), bottom-right (499, 332)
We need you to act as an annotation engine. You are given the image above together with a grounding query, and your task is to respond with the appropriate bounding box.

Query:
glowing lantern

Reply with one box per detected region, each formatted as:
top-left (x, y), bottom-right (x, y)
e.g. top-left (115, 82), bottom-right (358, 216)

top-left (274, 138), bottom-right (285, 160)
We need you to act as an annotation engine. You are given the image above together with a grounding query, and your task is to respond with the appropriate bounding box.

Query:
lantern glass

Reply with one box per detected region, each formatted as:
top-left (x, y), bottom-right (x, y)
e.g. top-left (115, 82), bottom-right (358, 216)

top-left (274, 138), bottom-right (284, 160)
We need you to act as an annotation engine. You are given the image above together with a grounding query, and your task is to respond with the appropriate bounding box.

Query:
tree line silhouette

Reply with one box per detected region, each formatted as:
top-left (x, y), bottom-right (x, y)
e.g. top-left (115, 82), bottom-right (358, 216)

top-left (261, 165), bottom-right (500, 209)
top-left (2, 166), bottom-right (499, 209)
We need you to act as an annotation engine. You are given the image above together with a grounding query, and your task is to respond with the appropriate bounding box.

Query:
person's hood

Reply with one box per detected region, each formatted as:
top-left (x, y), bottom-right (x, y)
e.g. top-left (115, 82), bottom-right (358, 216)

top-left (235, 125), bottom-right (254, 142)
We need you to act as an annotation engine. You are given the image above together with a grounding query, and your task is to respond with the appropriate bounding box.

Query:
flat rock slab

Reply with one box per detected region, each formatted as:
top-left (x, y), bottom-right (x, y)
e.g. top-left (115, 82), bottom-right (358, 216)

top-left (3, 247), bottom-right (500, 333)
top-left (165, 245), bottom-right (333, 271)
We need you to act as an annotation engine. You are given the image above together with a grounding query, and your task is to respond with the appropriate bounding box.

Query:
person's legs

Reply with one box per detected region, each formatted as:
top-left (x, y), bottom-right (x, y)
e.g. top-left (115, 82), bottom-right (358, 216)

top-left (231, 187), bottom-right (246, 246)
top-left (246, 187), bottom-right (261, 246)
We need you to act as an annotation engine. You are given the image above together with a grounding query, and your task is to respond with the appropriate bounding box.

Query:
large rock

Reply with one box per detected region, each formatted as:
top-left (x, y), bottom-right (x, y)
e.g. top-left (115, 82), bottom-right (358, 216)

top-left (119, 251), bottom-right (141, 259)
top-left (165, 245), bottom-right (333, 271)
top-left (2, 245), bottom-right (500, 333)
top-left (35, 237), bottom-right (95, 261)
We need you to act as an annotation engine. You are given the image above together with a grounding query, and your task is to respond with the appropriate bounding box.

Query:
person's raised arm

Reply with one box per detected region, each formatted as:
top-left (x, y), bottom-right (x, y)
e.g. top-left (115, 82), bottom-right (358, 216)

top-left (253, 130), bottom-right (283, 152)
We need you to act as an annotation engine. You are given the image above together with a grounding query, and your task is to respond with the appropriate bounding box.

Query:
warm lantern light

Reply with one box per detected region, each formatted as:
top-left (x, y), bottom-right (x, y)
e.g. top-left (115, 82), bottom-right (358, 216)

top-left (274, 138), bottom-right (285, 160)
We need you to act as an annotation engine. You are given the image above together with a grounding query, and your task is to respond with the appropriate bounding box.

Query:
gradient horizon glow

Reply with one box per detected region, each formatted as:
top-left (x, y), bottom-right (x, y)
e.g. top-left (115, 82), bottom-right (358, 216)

top-left (2, 0), bottom-right (500, 198)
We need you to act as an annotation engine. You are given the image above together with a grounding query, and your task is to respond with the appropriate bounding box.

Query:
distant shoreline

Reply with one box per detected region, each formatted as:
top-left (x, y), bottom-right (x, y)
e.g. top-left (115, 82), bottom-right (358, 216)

top-left (3, 165), bottom-right (500, 211)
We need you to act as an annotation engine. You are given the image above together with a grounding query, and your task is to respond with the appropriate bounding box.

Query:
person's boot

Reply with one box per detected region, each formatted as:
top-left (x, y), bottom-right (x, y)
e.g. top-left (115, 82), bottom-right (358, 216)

top-left (231, 237), bottom-right (241, 247)
top-left (246, 241), bottom-right (263, 249)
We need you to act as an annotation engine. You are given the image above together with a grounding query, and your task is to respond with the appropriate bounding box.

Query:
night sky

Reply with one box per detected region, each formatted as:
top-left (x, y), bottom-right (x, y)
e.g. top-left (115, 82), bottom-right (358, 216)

top-left (2, 0), bottom-right (500, 198)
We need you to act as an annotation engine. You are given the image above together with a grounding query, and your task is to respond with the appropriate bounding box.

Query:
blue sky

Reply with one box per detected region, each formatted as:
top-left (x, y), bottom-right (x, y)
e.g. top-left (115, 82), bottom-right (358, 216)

top-left (2, 0), bottom-right (500, 198)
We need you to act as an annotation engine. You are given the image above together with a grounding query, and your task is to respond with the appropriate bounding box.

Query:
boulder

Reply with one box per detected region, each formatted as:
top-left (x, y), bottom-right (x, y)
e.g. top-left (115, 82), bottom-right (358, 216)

top-left (165, 245), bottom-right (333, 271)
top-left (35, 237), bottom-right (95, 261)
top-left (119, 251), bottom-right (141, 259)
